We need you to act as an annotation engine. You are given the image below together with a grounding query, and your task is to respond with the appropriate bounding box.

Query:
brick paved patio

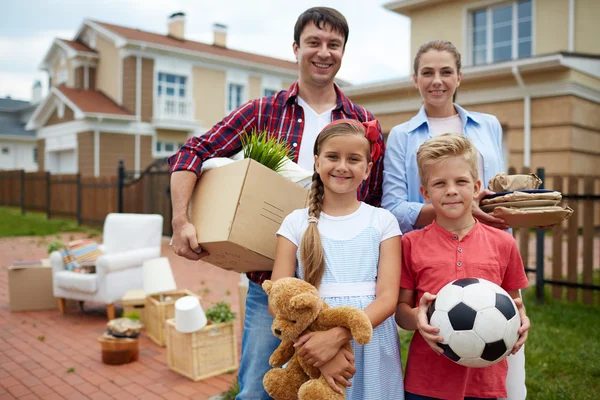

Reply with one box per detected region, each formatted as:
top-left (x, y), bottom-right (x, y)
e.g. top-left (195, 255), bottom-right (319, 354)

top-left (0, 234), bottom-right (243, 399)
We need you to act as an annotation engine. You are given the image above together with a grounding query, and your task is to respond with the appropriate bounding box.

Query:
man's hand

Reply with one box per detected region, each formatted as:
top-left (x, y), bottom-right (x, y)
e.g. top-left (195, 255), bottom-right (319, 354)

top-left (319, 347), bottom-right (356, 395)
top-left (511, 297), bottom-right (530, 354)
top-left (472, 189), bottom-right (510, 230)
top-left (416, 292), bottom-right (444, 355)
top-left (295, 329), bottom-right (347, 367)
top-left (171, 218), bottom-right (209, 261)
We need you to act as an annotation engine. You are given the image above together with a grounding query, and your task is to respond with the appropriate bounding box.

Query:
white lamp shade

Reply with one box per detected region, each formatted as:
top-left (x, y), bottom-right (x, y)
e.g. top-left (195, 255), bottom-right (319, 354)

top-left (142, 257), bottom-right (177, 295)
top-left (175, 296), bottom-right (207, 333)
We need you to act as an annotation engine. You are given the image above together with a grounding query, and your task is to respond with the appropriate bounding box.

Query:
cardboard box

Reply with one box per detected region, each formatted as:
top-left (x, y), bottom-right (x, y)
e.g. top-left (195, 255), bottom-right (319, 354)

top-left (190, 158), bottom-right (309, 272)
top-left (8, 262), bottom-right (56, 312)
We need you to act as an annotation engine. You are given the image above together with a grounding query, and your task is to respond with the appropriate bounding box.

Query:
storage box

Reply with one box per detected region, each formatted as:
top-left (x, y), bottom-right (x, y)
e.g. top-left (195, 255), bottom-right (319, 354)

top-left (7, 261), bottom-right (56, 312)
top-left (145, 289), bottom-right (199, 346)
top-left (190, 158), bottom-right (309, 273)
top-left (165, 318), bottom-right (238, 381)
top-left (121, 289), bottom-right (146, 324)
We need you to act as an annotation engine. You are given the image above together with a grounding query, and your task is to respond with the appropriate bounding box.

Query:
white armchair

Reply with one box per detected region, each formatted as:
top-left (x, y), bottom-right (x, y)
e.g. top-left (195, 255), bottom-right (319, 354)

top-left (50, 213), bottom-right (163, 319)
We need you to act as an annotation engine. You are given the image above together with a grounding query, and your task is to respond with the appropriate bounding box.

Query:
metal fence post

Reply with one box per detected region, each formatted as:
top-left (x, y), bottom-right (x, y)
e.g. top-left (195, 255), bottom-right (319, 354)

top-left (118, 159), bottom-right (125, 213)
top-left (535, 167), bottom-right (546, 303)
top-left (46, 171), bottom-right (51, 219)
top-left (76, 173), bottom-right (82, 225)
top-left (20, 169), bottom-right (25, 216)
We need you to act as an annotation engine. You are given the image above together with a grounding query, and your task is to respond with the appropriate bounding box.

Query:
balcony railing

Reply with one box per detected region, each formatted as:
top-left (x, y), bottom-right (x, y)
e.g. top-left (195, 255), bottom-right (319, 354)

top-left (154, 96), bottom-right (194, 121)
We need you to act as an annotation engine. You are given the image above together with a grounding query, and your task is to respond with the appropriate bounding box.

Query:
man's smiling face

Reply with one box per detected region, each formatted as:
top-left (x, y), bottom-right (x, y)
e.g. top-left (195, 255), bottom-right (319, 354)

top-left (293, 21), bottom-right (345, 89)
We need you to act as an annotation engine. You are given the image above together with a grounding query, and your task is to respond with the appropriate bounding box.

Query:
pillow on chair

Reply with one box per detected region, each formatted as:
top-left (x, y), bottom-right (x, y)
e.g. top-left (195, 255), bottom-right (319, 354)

top-left (62, 239), bottom-right (101, 273)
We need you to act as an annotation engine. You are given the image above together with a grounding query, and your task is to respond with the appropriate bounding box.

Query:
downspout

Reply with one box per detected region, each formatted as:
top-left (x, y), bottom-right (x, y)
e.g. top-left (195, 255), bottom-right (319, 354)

top-left (512, 65), bottom-right (531, 169)
top-left (94, 117), bottom-right (102, 177)
top-left (568, 0), bottom-right (575, 52)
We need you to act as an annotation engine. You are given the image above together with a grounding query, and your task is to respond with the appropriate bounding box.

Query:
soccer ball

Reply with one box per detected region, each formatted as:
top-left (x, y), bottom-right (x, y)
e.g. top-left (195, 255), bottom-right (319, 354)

top-left (427, 277), bottom-right (520, 368)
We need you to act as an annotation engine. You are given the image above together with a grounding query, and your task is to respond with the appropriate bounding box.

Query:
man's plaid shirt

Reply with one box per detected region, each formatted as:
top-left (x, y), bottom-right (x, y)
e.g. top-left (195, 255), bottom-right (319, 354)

top-left (168, 81), bottom-right (385, 286)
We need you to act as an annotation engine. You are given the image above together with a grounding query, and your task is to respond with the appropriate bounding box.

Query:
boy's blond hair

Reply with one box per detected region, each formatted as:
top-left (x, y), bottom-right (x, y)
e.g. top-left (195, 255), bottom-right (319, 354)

top-left (416, 133), bottom-right (479, 186)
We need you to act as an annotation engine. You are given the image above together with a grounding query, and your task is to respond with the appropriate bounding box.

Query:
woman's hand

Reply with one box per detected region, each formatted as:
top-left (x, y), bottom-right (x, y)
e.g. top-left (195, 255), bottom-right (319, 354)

top-left (295, 328), bottom-right (348, 367)
top-left (319, 347), bottom-right (356, 394)
top-left (416, 292), bottom-right (444, 355)
top-left (472, 189), bottom-right (510, 230)
top-left (511, 297), bottom-right (530, 354)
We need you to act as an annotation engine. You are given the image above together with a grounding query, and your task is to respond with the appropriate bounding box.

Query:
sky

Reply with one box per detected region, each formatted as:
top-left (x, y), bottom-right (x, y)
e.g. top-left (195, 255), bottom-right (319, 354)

top-left (0, 0), bottom-right (411, 102)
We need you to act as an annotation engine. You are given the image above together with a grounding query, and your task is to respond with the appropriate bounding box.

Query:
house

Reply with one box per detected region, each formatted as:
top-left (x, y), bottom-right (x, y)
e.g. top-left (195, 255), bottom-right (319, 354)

top-left (26, 12), bottom-right (299, 176)
top-left (0, 82), bottom-right (42, 172)
top-left (345, 0), bottom-right (600, 176)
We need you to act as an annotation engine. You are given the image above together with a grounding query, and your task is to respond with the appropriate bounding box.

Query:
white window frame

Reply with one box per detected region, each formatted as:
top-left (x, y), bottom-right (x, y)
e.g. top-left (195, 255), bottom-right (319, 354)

top-left (154, 139), bottom-right (184, 158)
top-left (157, 72), bottom-right (188, 99)
top-left (225, 70), bottom-right (248, 114)
top-left (261, 76), bottom-right (282, 98)
top-left (464, 0), bottom-right (535, 66)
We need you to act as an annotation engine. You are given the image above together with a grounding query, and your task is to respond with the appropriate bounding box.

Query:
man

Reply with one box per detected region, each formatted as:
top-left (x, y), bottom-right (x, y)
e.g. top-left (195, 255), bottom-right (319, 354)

top-left (168, 7), bottom-right (385, 399)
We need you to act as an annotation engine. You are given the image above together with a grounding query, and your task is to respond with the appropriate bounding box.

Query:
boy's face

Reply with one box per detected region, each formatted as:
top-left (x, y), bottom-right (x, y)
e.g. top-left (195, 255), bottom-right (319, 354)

top-left (420, 157), bottom-right (480, 221)
top-left (293, 22), bottom-right (345, 89)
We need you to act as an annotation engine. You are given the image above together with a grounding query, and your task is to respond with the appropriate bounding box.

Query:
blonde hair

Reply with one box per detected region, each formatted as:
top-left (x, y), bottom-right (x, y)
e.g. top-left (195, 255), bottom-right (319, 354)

top-left (416, 133), bottom-right (478, 186)
top-left (300, 121), bottom-right (370, 288)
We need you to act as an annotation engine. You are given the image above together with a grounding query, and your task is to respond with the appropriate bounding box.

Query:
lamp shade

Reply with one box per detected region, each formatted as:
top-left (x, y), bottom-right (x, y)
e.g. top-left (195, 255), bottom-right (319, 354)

top-left (142, 257), bottom-right (177, 295)
top-left (175, 296), bottom-right (207, 333)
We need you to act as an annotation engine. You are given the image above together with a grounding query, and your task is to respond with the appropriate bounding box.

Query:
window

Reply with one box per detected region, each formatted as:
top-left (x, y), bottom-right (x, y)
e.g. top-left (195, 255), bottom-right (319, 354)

top-left (157, 73), bottom-right (187, 98)
top-left (33, 147), bottom-right (38, 163)
top-left (471, 0), bottom-right (532, 65)
top-left (1, 147), bottom-right (9, 155)
top-left (263, 88), bottom-right (277, 97)
top-left (155, 141), bottom-right (180, 157)
top-left (228, 83), bottom-right (244, 112)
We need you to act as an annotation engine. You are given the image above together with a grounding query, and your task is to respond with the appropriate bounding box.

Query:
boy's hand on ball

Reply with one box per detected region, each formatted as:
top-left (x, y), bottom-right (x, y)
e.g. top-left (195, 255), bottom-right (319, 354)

top-left (511, 297), bottom-right (530, 354)
top-left (417, 292), bottom-right (444, 355)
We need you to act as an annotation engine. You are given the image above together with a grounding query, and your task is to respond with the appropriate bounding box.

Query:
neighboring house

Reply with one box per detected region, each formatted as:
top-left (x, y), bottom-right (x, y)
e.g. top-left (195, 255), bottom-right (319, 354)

top-left (346, 0), bottom-right (600, 176)
top-left (26, 12), bottom-right (299, 176)
top-left (0, 83), bottom-right (41, 171)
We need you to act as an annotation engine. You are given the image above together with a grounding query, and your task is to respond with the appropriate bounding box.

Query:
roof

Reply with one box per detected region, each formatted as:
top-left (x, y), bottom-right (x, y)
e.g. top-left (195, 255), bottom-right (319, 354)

top-left (384, 0), bottom-right (451, 15)
top-left (0, 97), bottom-right (30, 112)
top-left (56, 86), bottom-right (132, 115)
top-left (57, 39), bottom-right (96, 53)
top-left (0, 120), bottom-right (35, 138)
top-left (93, 21), bottom-right (299, 71)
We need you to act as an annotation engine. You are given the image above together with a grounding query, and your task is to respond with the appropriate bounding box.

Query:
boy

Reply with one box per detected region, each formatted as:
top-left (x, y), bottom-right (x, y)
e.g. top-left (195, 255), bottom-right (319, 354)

top-left (396, 133), bottom-right (530, 400)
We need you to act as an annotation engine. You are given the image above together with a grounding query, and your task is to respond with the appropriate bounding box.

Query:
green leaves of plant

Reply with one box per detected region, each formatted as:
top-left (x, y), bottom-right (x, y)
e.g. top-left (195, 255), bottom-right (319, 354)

top-left (205, 301), bottom-right (236, 323)
top-left (240, 129), bottom-right (292, 172)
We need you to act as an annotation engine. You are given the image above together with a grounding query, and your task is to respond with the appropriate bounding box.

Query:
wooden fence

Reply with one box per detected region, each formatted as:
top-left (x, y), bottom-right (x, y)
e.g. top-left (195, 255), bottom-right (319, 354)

top-left (511, 167), bottom-right (600, 305)
top-left (0, 159), bottom-right (171, 233)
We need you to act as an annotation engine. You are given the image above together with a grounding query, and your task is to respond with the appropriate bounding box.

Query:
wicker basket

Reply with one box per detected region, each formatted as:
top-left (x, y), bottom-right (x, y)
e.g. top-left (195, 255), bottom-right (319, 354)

top-left (165, 318), bottom-right (238, 381)
top-left (145, 289), bottom-right (198, 346)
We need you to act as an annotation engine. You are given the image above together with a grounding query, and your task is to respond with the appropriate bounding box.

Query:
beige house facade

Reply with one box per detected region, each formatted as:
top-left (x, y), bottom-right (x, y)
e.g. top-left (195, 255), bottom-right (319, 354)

top-left (346, 0), bottom-right (600, 176)
top-left (27, 13), bottom-right (298, 176)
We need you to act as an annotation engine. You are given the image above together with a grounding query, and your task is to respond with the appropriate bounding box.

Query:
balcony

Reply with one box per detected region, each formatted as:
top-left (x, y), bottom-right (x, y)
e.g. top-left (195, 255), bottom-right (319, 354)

top-left (154, 96), bottom-right (195, 121)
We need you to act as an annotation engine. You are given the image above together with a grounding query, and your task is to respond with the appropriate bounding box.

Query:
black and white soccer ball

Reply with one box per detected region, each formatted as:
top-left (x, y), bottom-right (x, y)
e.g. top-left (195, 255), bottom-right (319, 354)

top-left (427, 277), bottom-right (520, 368)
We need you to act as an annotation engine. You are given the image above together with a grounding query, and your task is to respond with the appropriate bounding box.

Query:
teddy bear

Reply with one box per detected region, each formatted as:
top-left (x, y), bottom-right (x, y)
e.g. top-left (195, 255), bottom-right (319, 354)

top-left (262, 277), bottom-right (372, 400)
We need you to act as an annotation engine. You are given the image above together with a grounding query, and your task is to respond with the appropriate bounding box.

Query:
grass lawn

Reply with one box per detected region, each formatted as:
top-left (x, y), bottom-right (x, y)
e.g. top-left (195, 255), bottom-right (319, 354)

top-left (0, 206), bottom-right (99, 237)
top-left (399, 287), bottom-right (600, 399)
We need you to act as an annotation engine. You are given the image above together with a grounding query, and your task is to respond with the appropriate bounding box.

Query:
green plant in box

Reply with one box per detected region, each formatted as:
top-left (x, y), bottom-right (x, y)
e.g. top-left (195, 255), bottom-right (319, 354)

top-left (123, 311), bottom-right (140, 321)
top-left (47, 239), bottom-right (64, 255)
top-left (240, 129), bottom-right (292, 172)
top-left (205, 301), bottom-right (236, 324)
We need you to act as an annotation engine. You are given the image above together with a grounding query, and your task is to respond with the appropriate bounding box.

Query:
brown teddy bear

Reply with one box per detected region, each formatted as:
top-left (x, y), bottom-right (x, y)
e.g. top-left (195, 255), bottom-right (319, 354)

top-left (262, 277), bottom-right (372, 400)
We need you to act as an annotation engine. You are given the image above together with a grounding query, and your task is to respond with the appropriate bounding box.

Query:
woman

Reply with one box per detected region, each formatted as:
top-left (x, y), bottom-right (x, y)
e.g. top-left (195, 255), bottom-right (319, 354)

top-left (383, 40), bottom-right (526, 400)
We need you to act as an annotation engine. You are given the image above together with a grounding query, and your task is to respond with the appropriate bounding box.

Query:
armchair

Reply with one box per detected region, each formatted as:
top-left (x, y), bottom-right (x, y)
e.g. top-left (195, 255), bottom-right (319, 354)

top-left (50, 213), bottom-right (163, 319)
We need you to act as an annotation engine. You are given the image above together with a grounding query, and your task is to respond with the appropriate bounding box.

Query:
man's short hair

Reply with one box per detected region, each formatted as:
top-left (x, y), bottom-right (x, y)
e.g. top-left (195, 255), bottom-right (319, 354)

top-left (417, 133), bottom-right (479, 186)
top-left (294, 7), bottom-right (349, 48)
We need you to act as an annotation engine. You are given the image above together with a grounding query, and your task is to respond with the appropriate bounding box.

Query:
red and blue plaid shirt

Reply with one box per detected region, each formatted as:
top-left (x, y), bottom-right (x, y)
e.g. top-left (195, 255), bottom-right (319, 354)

top-left (168, 81), bottom-right (385, 286)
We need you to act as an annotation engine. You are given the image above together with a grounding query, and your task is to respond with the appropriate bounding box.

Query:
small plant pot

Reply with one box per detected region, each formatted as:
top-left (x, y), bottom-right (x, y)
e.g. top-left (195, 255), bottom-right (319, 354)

top-left (98, 334), bottom-right (139, 365)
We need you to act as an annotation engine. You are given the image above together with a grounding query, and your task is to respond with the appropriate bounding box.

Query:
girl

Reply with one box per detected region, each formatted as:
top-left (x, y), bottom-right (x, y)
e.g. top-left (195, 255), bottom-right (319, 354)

top-left (271, 119), bottom-right (404, 400)
top-left (382, 40), bottom-right (526, 399)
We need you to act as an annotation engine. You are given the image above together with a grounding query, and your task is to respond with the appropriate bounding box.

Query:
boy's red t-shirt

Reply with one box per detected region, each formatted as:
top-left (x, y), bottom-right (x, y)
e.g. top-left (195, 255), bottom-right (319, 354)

top-left (400, 221), bottom-right (529, 400)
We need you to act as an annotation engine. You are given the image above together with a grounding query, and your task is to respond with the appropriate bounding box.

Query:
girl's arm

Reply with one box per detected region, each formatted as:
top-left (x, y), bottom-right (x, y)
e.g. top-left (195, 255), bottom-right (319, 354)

top-left (363, 235), bottom-right (401, 327)
top-left (268, 235), bottom-right (298, 317)
top-left (396, 288), bottom-right (444, 355)
top-left (507, 290), bottom-right (530, 354)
